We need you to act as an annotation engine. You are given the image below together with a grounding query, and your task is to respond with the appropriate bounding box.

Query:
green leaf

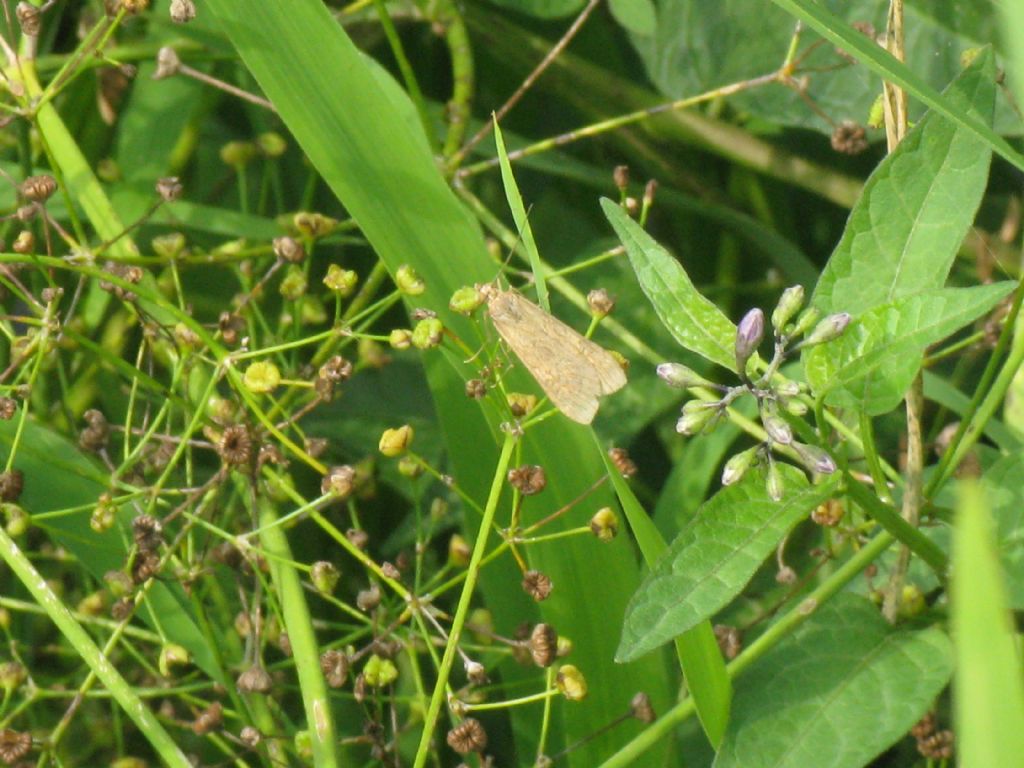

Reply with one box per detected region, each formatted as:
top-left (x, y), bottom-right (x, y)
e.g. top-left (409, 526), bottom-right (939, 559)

top-left (812, 49), bottom-right (996, 316)
top-left (952, 482), bottom-right (1024, 765)
top-left (609, 0), bottom-right (656, 36)
top-left (923, 370), bottom-right (1019, 451)
top-left (603, 198), bottom-right (737, 371)
top-left (975, 456), bottom-right (1024, 610)
top-left (716, 594), bottom-right (952, 768)
top-left (804, 283), bottom-right (1013, 415)
top-left (618, 468), bottom-right (841, 662)
top-left (484, 0), bottom-right (585, 18)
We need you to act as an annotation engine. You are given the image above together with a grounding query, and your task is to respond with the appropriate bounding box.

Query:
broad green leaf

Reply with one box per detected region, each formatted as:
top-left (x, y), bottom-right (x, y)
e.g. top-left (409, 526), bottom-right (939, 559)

top-left (1002, 1), bottom-right (1024, 110)
top-left (952, 482), bottom-right (1024, 766)
top-left (602, 445), bottom-right (731, 748)
top-left (804, 283), bottom-right (1013, 415)
top-left (603, 198), bottom-right (737, 371)
top-left (716, 594), bottom-right (952, 768)
top-left (812, 49), bottom-right (996, 316)
top-left (628, 1), bottom-right (1015, 136)
top-left (204, 1), bottom-right (673, 762)
top-left (618, 468), bottom-right (841, 662)
top-left (609, 0), bottom-right (656, 36)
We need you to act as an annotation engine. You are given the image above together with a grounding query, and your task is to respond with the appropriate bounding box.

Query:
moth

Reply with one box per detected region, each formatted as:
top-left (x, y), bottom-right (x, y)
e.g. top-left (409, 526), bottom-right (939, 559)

top-left (479, 284), bottom-right (627, 424)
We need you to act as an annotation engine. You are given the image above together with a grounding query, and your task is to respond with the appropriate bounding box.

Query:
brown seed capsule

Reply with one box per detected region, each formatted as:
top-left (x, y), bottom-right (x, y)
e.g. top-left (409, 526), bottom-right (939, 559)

top-left (192, 701), bottom-right (223, 735)
top-left (320, 649), bottom-right (349, 688)
top-left (21, 175), bottom-right (56, 203)
top-left (631, 692), bottom-right (656, 723)
top-left (236, 664), bottom-right (273, 694)
top-left (507, 464), bottom-right (546, 496)
top-left (15, 3), bottom-right (39, 36)
top-left (714, 624), bottom-right (742, 660)
top-left (464, 660), bottom-right (488, 685)
top-left (587, 288), bottom-right (616, 317)
top-left (218, 311), bottom-right (244, 345)
top-left (613, 165), bottom-right (630, 191)
top-left (320, 355), bottom-right (353, 383)
top-left (776, 565), bottom-right (797, 585)
top-left (132, 514), bottom-right (163, 552)
top-left (918, 730), bottom-right (954, 759)
top-left (170, 0), bottom-right (196, 22)
top-left (352, 672), bottom-right (367, 703)
top-left (529, 623), bottom-right (558, 667)
top-left (381, 561), bottom-right (401, 580)
top-left (0, 728), bottom-right (31, 764)
top-left (218, 425), bottom-right (253, 467)
top-left (446, 718), bottom-right (487, 754)
top-left (239, 725), bottom-right (261, 748)
top-left (522, 570), bottom-right (552, 601)
top-left (465, 378), bottom-right (487, 399)
top-left (273, 235), bottom-right (305, 264)
top-left (0, 399), bottom-right (16, 420)
top-left (346, 528), bottom-right (369, 550)
top-left (0, 470), bottom-right (23, 503)
top-left (831, 120), bottom-right (869, 155)
top-left (12, 231), bottom-right (34, 255)
top-left (608, 447), bottom-right (637, 478)
top-left (305, 437), bottom-right (328, 459)
top-left (322, 466), bottom-right (356, 499)
top-left (132, 551), bottom-right (161, 584)
top-left (110, 596), bottom-right (133, 620)
top-left (79, 409), bottom-right (109, 452)
top-left (156, 176), bottom-right (183, 202)
top-left (356, 583), bottom-right (381, 612)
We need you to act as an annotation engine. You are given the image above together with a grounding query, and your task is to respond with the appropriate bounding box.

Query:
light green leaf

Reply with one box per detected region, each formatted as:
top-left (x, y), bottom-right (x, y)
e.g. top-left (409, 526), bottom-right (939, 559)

top-left (485, 0), bottom-right (584, 18)
top-left (953, 482), bottom-right (1024, 766)
top-left (804, 283), bottom-right (1013, 415)
top-left (716, 594), bottom-right (952, 768)
top-left (603, 198), bottom-right (737, 371)
top-left (975, 457), bottom-right (1024, 611)
top-left (609, 0), bottom-right (656, 36)
top-left (812, 49), bottom-right (996, 316)
top-left (618, 468), bottom-right (841, 662)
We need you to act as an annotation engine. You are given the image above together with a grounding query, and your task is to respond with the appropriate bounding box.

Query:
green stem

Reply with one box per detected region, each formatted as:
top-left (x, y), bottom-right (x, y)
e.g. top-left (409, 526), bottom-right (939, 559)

top-left (413, 432), bottom-right (515, 768)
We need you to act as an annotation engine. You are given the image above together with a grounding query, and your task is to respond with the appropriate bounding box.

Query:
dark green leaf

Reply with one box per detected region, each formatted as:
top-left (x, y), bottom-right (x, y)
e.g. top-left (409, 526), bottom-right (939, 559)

top-left (716, 594), bottom-right (952, 768)
top-left (618, 468), bottom-right (841, 662)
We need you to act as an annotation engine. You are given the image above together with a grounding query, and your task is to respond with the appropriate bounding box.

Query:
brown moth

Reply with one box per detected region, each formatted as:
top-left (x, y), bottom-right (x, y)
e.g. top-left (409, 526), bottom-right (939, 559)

top-left (479, 284), bottom-right (626, 424)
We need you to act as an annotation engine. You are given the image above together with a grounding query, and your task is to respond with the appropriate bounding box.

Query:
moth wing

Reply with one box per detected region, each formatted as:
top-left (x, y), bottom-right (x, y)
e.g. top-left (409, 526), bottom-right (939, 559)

top-left (489, 293), bottom-right (626, 424)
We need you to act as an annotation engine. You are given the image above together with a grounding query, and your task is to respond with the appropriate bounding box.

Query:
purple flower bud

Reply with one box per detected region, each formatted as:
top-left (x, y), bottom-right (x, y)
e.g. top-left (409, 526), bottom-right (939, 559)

top-left (721, 445), bottom-right (759, 486)
top-left (801, 312), bottom-right (852, 348)
top-left (735, 308), bottom-right (764, 374)
top-left (656, 363), bottom-right (713, 390)
top-left (760, 400), bottom-right (793, 445)
top-left (792, 442), bottom-right (837, 475)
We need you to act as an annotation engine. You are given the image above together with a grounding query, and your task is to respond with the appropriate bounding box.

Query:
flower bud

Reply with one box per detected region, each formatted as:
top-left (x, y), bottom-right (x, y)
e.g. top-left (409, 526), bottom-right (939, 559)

top-left (395, 265), bottom-right (425, 296)
top-left (721, 445), bottom-right (759, 486)
top-left (311, 561), bottom-right (340, 594)
top-left (363, 654), bottom-right (398, 687)
top-left (589, 507), bottom-right (618, 541)
top-left (158, 643), bottom-right (190, 677)
top-left (279, 265), bottom-right (307, 300)
top-left (760, 401), bottom-right (793, 445)
top-left (792, 442), bottom-right (837, 475)
top-left (293, 212), bottom-right (338, 239)
top-left (379, 425), bottom-right (414, 457)
top-left (789, 307), bottom-right (821, 339)
top-left (243, 361), bottom-right (281, 394)
top-left (656, 362), bottom-right (714, 389)
top-left (587, 288), bottom-right (616, 317)
top-left (800, 312), bottom-right (852, 348)
top-left (771, 285), bottom-right (805, 332)
top-left (449, 286), bottom-right (484, 314)
top-left (735, 308), bottom-right (764, 374)
top-left (411, 317), bottom-right (443, 349)
top-left (556, 664), bottom-right (588, 701)
top-left (323, 264), bottom-right (358, 296)
top-left (389, 329), bottom-right (413, 349)
top-left (675, 400), bottom-right (717, 435)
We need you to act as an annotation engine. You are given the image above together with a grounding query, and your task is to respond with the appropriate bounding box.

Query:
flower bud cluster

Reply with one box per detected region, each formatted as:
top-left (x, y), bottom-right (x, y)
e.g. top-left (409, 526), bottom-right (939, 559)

top-left (659, 285), bottom-right (849, 496)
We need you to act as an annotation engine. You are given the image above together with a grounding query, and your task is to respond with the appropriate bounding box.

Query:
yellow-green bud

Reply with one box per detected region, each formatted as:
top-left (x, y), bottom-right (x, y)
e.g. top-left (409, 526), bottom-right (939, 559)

top-left (389, 328), bottom-right (413, 349)
top-left (151, 232), bottom-right (186, 259)
top-left (555, 664), bottom-right (587, 701)
top-left (676, 400), bottom-right (718, 435)
top-left (323, 264), bottom-right (358, 296)
top-left (300, 296), bottom-right (327, 325)
top-left (0, 661), bottom-right (26, 695)
top-left (104, 569), bottom-right (133, 599)
top-left (243, 361), bottom-right (281, 394)
top-left (294, 730), bottom-right (313, 761)
top-left (589, 507), bottom-right (618, 542)
top-left (790, 307), bottom-right (822, 339)
top-left (91, 496), bottom-right (117, 533)
top-left (449, 534), bottom-right (471, 567)
top-left (395, 265), bottom-right (425, 296)
top-left (766, 462), bottom-right (785, 501)
top-left (771, 285), bottom-right (805, 333)
top-left (467, 608), bottom-right (494, 645)
top-left (2, 503), bottom-right (28, 537)
top-left (279, 265), bottom-right (307, 300)
top-left (219, 140), bottom-right (257, 167)
top-left (450, 286), bottom-right (484, 315)
top-left (257, 131), bottom-right (287, 157)
top-left (364, 654), bottom-right (398, 687)
top-left (379, 425), bottom-right (414, 457)
top-left (293, 212), bottom-right (338, 239)
top-left (411, 317), bottom-right (444, 349)
top-left (158, 643), bottom-right (190, 676)
top-left (722, 445), bottom-right (759, 486)
top-left (657, 362), bottom-right (714, 389)
top-left (397, 455), bottom-right (422, 478)
top-left (507, 392), bottom-right (538, 417)
top-left (359, 338), bottom-right (389, 368)
top-left (800, 312), bottom-right (852, 348)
